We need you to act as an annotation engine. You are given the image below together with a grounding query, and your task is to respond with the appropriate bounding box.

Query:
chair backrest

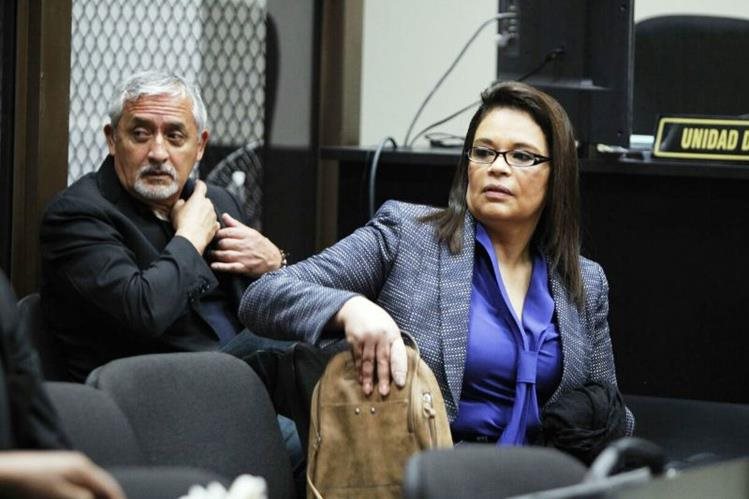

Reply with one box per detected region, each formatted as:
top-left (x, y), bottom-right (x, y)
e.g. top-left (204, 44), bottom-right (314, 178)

top-left (45, 381), bottom-right (143, 466)
top-left (625, 394), bottom-right (749, 464)
top-left (403, 445), bottom-right (587, 499)
top-left (87, 351), bottom-right (294, 498)
top-left (17, 293), bottom-right (69, 381)
top-left (46, 381), bottom-right (235, 497)
top-left (633, 15), bottom-right (749, 133)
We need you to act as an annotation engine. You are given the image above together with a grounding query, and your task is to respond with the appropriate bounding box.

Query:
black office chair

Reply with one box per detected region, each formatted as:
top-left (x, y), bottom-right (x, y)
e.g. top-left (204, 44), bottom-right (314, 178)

top-left (86, 351), bottom-right (295, 498)
top-left (633, 15), bottom-right (749, 134)
top-left (403, 446), bottom-right (588, 499)
top-left (626, 395), bottom-right (749, 465)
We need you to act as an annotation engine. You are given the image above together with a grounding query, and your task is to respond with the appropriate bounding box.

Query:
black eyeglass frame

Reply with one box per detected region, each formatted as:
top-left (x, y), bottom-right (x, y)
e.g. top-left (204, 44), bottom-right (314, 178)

top-left (465, 146), bottom-right (552, 168)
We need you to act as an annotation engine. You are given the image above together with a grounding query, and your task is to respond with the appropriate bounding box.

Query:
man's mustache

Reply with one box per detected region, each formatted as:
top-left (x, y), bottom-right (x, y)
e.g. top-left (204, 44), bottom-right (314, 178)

top-left (137, 164), bottom-right (177, 179)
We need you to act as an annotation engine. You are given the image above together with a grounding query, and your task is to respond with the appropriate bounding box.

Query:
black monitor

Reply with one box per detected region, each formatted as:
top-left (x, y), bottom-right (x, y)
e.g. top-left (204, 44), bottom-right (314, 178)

top-left (497, 0), bottom-right (634, 147)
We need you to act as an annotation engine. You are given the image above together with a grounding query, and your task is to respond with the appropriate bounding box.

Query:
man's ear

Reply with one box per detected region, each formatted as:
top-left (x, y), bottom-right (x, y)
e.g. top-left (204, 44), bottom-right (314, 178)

top-left (104, 124), bottom-right (116, 156)
top-left (196, 129), bottom-right (210, 161)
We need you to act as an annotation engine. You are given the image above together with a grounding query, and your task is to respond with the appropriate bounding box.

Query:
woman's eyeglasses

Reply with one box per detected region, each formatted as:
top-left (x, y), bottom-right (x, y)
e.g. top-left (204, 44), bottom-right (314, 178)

top-left (466, 146), bottom-right (551, 168)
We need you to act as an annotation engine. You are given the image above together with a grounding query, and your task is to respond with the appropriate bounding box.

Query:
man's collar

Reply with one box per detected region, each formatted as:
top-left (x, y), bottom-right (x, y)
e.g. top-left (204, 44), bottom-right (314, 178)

top-left (96, 155), bottom-right (126, 204)
top-left (96, 155), bottom-right (160, 219)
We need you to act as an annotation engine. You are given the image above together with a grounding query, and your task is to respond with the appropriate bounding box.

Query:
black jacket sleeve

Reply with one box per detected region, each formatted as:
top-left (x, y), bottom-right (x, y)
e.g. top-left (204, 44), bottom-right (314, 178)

top-left (40, 193), bottom-right (218, 340)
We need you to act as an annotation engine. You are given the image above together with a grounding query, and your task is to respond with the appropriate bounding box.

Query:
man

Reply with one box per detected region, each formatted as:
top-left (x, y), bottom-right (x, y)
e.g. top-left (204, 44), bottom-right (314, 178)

top-left (40, 71), bottom-right (286, 382)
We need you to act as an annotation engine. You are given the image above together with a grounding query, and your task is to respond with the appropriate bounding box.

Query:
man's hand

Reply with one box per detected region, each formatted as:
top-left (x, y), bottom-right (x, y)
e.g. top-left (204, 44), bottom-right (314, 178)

top-left (210, 213), bottom-right (283, 277)
top-left (0, 451), bottom-right (125, 499)
top-left (333, 296), bottom-right (407, 397)
top-left (171, 180), bottom-right (219, 254)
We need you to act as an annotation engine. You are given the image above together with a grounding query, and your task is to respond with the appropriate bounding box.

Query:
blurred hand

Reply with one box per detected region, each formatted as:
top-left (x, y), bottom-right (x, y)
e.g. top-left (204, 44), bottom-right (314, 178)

top-left (210, 213), bottom-right (283, 277)
top-left (0, 451), bottom-right (125, 499)
top-left (333, 296), bottom-right (407, 397)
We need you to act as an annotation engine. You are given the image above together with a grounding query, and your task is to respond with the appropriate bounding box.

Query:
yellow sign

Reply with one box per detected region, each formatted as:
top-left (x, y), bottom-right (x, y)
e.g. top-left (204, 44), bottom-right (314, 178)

top-left (653, 116), bottom-right (749, 162)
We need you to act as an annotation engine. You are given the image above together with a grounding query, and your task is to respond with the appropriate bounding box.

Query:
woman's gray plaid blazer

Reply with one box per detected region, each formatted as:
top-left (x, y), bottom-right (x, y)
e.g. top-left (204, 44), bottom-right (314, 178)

top-left (240, 200), bottom-right (633, 434)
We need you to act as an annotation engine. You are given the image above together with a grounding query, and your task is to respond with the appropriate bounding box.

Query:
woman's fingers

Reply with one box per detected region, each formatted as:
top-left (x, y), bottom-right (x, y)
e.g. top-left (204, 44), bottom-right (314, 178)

top-left (337, 296), bottom-right (409, 396)
top-left (390, 337), bottom-right (407, 387)
top-left (358, 334), bottom-right (407, 397)
top-left (360, 341), bottom-right (376, 395)
top-left (376, 339), bottom-right (391, 396)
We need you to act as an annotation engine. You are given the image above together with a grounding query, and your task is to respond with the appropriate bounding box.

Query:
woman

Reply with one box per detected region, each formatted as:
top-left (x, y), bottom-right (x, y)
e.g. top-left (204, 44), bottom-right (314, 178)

top-left (240, 81), bottom-right (633, 445)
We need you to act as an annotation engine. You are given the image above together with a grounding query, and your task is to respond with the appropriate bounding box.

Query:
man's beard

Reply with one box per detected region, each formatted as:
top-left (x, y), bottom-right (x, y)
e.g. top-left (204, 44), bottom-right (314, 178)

top-left (133, 163), bottom-right (180, 201)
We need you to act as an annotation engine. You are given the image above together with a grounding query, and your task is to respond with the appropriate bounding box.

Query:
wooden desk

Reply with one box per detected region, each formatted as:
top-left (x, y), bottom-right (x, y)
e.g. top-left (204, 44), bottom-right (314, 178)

top-left (323, 146), bottom-right (749, 404)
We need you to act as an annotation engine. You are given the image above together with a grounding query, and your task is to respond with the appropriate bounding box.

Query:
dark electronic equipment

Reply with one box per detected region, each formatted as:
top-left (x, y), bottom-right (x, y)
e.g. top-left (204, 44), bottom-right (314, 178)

top-left (497, 0), bottom-right (634, 148)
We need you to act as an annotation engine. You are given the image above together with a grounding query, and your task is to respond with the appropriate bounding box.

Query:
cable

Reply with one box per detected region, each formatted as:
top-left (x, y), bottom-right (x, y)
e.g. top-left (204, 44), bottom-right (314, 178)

top-left (368, 137), bottom-right (398, 219)
top-left (409, 99), bottom-right (480, 147)
top-left (517, 46), bottom-right (565, 82)
top-left (407, 47), bottom-right (566, 147)
top-left (402, 12), bottom-right (517, 147)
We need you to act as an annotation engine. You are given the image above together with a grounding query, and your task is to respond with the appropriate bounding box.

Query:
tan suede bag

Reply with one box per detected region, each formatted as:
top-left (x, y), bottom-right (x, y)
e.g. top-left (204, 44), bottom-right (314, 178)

top-left (306, 336), bottom-right (453, 498)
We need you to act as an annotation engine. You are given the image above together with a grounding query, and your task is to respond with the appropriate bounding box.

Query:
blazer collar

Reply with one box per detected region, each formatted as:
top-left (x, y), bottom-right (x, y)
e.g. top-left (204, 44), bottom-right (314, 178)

top-left (437, 209), bottom-right (476, 407)
top-left (97, 155), bottom-right (161, 221)
top-left (97, 155), bottom-right (126, 204)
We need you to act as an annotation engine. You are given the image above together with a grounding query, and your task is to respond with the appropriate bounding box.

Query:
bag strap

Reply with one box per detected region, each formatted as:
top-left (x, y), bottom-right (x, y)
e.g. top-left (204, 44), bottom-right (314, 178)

top-left (400, 330), bottom-right (423, 434)
top-left (307, 471), bottom-right (324, 499)
top-left (400, 330), bottom-right (419, 356)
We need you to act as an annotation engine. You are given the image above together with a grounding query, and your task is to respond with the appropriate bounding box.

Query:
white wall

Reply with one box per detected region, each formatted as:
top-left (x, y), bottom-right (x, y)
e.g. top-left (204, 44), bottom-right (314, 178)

top-left (359, 0), bottom-right (749, 147)
top-left (267, 0), bottom-right (316, 147)
top-left (359, 0), bottom-right (496, 147)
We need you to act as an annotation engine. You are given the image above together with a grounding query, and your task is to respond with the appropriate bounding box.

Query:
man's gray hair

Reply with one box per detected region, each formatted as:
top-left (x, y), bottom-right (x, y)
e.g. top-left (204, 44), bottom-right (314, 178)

top-left (107, 71), bottom-right (208, 132)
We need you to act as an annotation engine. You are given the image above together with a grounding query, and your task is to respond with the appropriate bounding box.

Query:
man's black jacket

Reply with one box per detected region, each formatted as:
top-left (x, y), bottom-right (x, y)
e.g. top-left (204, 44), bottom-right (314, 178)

top-left (40, 157), bottom-right (251, 381)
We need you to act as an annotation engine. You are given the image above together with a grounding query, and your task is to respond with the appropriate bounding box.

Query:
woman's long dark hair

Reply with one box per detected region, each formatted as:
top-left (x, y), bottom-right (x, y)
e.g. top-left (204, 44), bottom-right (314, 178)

top-left (423, 81), bottom-right (583, 306)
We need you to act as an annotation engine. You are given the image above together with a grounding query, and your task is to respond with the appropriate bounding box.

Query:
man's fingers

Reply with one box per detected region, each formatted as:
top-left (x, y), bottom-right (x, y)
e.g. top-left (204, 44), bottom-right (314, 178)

top-left (193, 179), bottom-right (208, 197)
top-left (360, 342), bottom-right (376, 396)
top-left (214, 237), bottom-right (242, 251)
top-left (390, 338), bottom-right (407, 387)
top-left (210, 261), bottom-right (245, 273)
top-left (220, 212), bottom-right (242, 227)
top-left (215, 227), bottom-right (257, 240)
top-left (211, 249), bottom-right (242, 262)
top-left (376, 339), bottom-right (392, 396)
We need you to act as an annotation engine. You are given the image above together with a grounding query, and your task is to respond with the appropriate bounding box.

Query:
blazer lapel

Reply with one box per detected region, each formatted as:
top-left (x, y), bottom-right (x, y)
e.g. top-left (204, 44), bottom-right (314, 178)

top-left (96, 156), bottom-right (169, 258)
top-left (547, 267), bottom-right (585, 405)
top-left (437, 211), bottom-right (475, 407)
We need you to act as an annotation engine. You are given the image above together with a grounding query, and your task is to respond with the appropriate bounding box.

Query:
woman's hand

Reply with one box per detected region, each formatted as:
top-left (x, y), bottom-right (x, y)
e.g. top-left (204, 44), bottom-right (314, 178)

top-left (333, 296), bottom-right (407, 396)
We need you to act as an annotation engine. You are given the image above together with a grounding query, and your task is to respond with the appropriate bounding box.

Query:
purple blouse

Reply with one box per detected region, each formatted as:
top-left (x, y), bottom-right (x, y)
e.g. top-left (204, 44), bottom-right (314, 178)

top-left (451, 223), bottom-right (562, 444)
